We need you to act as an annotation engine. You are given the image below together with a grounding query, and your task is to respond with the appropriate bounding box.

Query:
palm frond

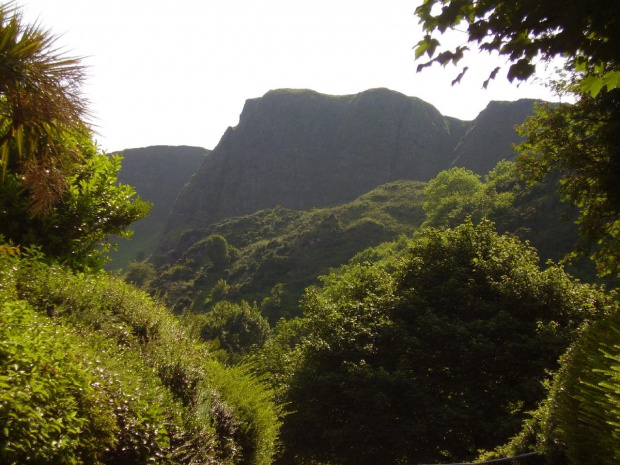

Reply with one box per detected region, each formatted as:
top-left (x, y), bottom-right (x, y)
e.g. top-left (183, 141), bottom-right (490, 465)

top-left (0, 1), bottom-right (90, 213)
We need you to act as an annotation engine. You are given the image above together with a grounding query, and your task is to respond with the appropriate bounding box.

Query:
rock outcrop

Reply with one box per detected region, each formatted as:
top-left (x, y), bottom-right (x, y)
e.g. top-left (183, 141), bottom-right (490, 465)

top-left (106, 145), bottom-right (209, 268)
top-left (157, 88), bottom-right (537, 254)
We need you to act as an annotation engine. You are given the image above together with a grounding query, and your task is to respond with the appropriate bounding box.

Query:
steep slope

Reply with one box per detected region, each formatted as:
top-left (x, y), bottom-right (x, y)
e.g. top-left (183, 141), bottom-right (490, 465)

top-left (1, 253), bottom-right (279, 464)
top-left (158, 88), bottom-right (460, 251)
top-left (451, 99), bottom-right (537, 174)
top-left (158, 89), bottom-right (538, 256)
top-left (106, 145), bottom-right (209, 269)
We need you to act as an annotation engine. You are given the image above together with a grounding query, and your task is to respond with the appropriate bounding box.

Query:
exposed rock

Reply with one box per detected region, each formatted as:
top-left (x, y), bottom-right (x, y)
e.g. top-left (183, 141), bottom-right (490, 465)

top-left (106, 145), bottom-right (209, 269)
top-left (451, 99), bottom-right (537, 174)
top-left (155, 89), bottom-right (538, 255)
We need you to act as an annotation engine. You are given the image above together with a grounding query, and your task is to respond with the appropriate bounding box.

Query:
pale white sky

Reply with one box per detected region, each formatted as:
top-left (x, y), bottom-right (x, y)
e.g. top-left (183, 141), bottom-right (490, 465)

top-left (21, 0), bottom-right (564, 152)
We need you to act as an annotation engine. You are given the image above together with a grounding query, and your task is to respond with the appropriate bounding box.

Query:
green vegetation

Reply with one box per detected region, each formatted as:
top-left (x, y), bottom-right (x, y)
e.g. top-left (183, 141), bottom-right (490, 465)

top-left (0, 1), bottom-right (150, 270)
top-left (0, 251), bottom-right (280, 464)
top-left (254, 221), bottom-right (613, 464)
top-left (415, 0), bottom-right (619, 89)
top-left (184, 300), bottom-right (271, 364)
top-left (414, 2), bottom-right (620, 465)
top-left (422, 161), bottom-right (519, 229)
top-left (482, 300), bottom-right (620, 464)
top-left (2, 0), bottom-right (620, 462)
top-left (541, 304), bottom-right (620, 463)
top-left (518, 96), bottom-right (620, 277)
top-left (0, 4), bottom-right (279, 464)
top-left (416, 0), bottom-right (620, 278)
top-left (1, 150), bottom-right (151, 269)
top-left (0, 1), bottom-right (87, 212)
top-left (146, 180), bottom-right (427, 321)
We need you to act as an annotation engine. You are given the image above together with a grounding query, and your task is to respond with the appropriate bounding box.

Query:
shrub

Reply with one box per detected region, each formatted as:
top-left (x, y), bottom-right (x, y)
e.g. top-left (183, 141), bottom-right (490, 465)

top-left (3, 252), bottom-right (280, 464)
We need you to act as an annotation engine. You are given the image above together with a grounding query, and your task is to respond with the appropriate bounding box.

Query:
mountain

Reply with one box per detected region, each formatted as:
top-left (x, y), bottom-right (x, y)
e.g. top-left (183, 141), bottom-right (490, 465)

top-left (157, 88), bottom-right (536, 256)
top-left (144, 180), bottom-right (427, 320)
top-left (451, 99), bottom-right (539, 174)
top-left (105, 145), bottom-right (209, 269)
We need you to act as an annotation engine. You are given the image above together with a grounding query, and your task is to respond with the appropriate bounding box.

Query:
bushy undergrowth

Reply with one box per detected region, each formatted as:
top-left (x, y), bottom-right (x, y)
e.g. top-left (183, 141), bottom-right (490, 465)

top-left (0, 251), bottom-right (280, 464)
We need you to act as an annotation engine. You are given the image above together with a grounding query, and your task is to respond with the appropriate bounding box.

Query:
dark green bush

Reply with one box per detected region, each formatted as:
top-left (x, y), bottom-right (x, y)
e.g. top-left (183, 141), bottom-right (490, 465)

top-left (266, 220), bottom-right (611, 465)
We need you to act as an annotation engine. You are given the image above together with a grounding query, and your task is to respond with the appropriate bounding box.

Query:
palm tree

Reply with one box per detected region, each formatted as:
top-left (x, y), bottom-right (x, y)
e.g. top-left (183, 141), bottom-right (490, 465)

top-left (0, 1), bottom-right (90, 213)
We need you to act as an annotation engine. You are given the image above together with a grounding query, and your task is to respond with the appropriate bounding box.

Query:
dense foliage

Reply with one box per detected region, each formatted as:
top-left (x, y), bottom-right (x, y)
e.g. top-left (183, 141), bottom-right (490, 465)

top-left (517, 93), bottom-right (620, 277)
top-left (539, 302), bottom-right (620, 463)
top-left (0, 3), bottom-right (149, 270)
top-left (423, 161), bottom-right (519, 229)
top-left (422, 161), bottom-right (606, 280)
top-left (3, 0), bottom-right (619, 462)
top-left (415, 3), bottom-right (620, 463)
top-left (1, 150), bottom-right (151, 269)
top-left (256, 221), bottom-right (610, 464)
top-left (0, 250), bottom-right (280, 464)
top-left (480, 298), bottom-right (620, 465)
top-left (184, 300), bottom-right (271, 364)
top-left (415, 0), bottom-right (620, 279)
top-left (0, 1), bottom-right (89, 213)
top-left (143, 180), bottom-right (427, 320)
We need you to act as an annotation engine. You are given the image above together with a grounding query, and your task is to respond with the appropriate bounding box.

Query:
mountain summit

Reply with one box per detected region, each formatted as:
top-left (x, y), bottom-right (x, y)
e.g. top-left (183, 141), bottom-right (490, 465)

top-left (158, 88), bottom-right (537, 253)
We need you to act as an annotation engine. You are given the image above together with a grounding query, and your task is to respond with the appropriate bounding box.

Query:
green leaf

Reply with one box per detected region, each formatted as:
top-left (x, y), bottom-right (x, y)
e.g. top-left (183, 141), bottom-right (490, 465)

top-left (580, 75), bottom-right (605, 97)
top-left (603, 70), bottom-right (620, 92)
top-left (414, 35), bottom-right (440, 59)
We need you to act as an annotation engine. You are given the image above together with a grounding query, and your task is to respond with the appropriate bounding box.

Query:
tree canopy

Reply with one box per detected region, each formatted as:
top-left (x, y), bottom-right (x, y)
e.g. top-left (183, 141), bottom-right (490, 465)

top-left (422, 162), bottom-right (520, 229)
top-left (0, 1), bottom-right (90, 212)
top-left (415, 0), bottom-right (620, 276)
top-left (263, 220), bottom-right (608, 464)
top-left (517, 95), bottom-right (620, 276)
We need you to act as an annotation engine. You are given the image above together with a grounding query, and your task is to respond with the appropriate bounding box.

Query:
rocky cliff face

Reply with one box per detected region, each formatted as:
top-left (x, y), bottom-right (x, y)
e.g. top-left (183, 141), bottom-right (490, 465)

top-left (106, 145), bottom-right (209, 268)
top-left (117, 146), bottom-right (209, 220)
top-left (451, 99), bottom-right (537, 174)
top-left (158, 88), bottom-right (537, 254)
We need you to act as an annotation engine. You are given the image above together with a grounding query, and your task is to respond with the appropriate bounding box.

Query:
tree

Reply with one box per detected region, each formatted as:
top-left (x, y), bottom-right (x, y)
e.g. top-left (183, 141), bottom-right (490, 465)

top-left (192, 301), bottom-right (271, 363)
top-left (0, 145), bottom-right (151, 270)
top-left (204, 234), bottom-right (230, 269)
top-left (415, 0), bottom-right (620, 276)
top-left (0, 4), bottom-right (150, 269)
top-left (0, 2), bottom-right (90, 213)
top-left (124, 261), bottom-right (157, 288)
top-left (415, 0), bottom-right (620, 90)
top-left (423, 162), bottom-right (524, 232)
top-left (422, 166), bottom-right (483, 227)
top-left (269, 220), bottom-right (608, 464)
top-left (517, 94), bottom-right (620, 276)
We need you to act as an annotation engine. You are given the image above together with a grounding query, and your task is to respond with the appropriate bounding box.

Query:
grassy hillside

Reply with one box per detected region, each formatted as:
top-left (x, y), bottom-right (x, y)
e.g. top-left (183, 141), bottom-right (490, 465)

top-left (0, 249), bottom-right (279, 464)
top-left (142, 180), bottom-right (427, 321)
top-left (141, 161), bottom-right (612, 322)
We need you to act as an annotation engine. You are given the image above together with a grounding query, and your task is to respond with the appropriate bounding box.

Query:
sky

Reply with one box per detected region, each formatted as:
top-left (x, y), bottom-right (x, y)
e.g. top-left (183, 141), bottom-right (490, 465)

top-left (20, 0), bottom-right (566, 153)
